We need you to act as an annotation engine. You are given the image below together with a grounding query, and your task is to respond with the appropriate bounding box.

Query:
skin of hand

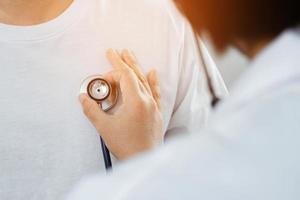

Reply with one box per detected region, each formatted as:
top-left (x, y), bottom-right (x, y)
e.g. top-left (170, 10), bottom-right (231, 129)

top-left (79, 49), bottom-right (164, 160)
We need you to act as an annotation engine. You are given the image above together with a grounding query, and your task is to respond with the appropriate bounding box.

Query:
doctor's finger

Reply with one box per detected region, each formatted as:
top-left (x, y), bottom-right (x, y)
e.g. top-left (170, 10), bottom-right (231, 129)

top-left (106, 49), bottom-right (143, 90)
top-left (104, 69), bottom-right (142, 99)
top-left (79, 94), bottom-right (110, 130)
top-left (121, 49), bottom-right (152, 95)
top-left (147, 70), bottom-right (162, 111)
top-left (106, 49), bottom-right (148, 94)
top-left (106, 49), bottom-right (131, 71)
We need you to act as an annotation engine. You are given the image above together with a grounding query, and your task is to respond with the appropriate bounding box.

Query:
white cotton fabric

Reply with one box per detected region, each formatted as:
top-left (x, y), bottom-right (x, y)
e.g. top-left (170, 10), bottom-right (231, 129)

top-left (0, 0), bottom-right (226, 199)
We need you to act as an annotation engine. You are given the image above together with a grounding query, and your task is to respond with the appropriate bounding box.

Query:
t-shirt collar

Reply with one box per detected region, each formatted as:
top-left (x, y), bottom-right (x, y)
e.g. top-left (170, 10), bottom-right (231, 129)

top-left (0, 0), bottom-right (87, 42)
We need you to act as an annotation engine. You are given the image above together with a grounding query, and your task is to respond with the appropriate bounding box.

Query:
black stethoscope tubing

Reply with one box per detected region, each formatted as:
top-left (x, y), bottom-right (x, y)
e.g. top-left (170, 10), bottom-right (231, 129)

top-left (193, 30), bottom-right (220, 108)
top-left (100, 137), bottom-right (113, 171)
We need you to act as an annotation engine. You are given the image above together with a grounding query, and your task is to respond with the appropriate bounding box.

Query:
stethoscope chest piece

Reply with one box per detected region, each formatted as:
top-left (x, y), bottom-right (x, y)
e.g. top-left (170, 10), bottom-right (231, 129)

top-left (80, 75), bottom-right (118, 171)
top-left (80, 75), bottom-right (118, 112)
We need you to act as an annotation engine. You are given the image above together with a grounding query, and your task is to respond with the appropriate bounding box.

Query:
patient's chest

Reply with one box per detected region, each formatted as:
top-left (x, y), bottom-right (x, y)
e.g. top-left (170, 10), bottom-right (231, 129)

top-left (0, 42), bottom-right (106, 194)
top-left (0, 1), bottom-right (182, 199)
top-left (0, 25), bottom-right (178, 189)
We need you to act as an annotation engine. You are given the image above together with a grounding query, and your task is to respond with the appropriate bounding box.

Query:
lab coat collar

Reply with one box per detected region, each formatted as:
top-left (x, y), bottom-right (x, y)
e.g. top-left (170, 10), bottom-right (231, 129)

top-left (223, 27), bottom-right (300, 109)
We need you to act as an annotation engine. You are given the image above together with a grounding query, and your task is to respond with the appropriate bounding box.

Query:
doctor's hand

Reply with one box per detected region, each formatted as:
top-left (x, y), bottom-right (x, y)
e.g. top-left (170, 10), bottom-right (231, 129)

top-left (79, 49), bottom-right (163, 160)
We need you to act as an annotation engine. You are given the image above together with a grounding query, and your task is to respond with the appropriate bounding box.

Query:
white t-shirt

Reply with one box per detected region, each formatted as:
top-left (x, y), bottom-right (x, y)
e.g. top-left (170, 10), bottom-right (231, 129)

top-left (0, 0), bottom-right (226, 199)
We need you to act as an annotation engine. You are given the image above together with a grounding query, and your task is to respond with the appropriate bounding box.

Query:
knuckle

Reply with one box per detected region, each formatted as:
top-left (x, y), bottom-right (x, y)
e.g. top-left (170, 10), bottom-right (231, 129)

top-left (81, 98), bottom-right (89, 110)
top-left (148, 100), bottom-right (157, 111)
top-left (136, 99), bottom-right (147, 110)
top-left (138, 98), bottom-right (156, 113)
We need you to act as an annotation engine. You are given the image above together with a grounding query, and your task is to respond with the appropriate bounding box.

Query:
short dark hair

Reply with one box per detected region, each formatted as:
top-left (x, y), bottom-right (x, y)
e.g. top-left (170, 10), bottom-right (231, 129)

top-left (175, 0), bottom-right (300, 49)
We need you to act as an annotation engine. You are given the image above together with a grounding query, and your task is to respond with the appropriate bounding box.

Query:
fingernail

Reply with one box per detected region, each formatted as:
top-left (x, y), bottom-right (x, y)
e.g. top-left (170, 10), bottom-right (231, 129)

top-left (152, 70), bottom-right (159, 82)
top-left (151, 69), bottom-right (157, 77)
top-left (107, 48), bottom-right (119, 55)
top-left (128, 50), bottom-right (138, 62)
top-left (107, 48), bottom-right (114, 55)
top-left (122, 49), bottom-right (131, 57)
top-left (78, 94), bottom-right (87, 104)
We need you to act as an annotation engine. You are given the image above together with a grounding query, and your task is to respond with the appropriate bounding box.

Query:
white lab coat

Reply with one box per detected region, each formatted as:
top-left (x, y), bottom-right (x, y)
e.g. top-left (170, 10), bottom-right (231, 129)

top-left (66, 28), bottom-right (300, 200)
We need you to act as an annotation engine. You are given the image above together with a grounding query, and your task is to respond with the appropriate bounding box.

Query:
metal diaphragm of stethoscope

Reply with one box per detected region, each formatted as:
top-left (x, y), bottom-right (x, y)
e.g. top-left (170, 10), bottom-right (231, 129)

top-left (80, 75), bottom-right (118, 171)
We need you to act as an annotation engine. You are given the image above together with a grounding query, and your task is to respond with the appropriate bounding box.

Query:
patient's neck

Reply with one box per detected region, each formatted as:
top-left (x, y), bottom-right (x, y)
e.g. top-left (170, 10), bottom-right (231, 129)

top-left (0, 0), bottom-right (73, 25)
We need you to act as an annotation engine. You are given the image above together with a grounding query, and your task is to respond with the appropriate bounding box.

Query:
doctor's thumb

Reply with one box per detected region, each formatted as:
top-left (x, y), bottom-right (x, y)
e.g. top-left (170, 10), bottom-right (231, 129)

top-left (79, 94), bottom-right (109, 128)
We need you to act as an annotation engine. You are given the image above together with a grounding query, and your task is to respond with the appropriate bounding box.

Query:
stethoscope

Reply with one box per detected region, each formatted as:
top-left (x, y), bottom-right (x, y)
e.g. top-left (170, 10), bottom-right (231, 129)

top-left (80, 75), bottom-right (118, 171)
top-left (193, 31), bottom-right (221, 107)
top-left (79, 30), bottom-right (220, 172)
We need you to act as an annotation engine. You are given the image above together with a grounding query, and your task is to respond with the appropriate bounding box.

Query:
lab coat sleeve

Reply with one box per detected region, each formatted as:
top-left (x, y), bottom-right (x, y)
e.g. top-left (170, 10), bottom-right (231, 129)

top-left (166, 20), bottom-right (227, 138)
top-left (65, 86), bottom-right (300, 200)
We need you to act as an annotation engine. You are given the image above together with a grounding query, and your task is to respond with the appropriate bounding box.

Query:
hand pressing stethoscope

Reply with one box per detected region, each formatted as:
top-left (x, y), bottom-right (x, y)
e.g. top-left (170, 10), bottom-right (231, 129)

top-left (79, 34), bottom-right (220, 172)
top-left (79, 49), bottom-right (163, 171)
